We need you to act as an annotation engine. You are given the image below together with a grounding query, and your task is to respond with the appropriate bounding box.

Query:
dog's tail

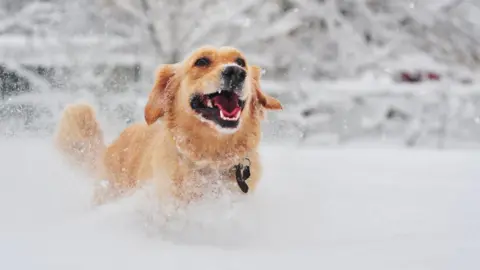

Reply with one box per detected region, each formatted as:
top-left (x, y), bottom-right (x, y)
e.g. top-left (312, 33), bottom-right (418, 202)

top-left (54, 103), bottom-right (106, 176)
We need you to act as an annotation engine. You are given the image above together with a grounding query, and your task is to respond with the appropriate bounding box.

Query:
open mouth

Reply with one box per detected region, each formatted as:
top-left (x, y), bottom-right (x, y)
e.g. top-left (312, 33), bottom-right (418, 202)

top-left (190, 90), bottom-right (246, 129)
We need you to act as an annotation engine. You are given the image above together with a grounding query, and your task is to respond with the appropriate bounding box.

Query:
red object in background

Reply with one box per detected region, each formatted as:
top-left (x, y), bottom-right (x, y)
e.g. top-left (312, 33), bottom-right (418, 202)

top-left (399, 71), bottom-right (441, 83)
top-left (426, 72), bottom-right (440, 81)
top-left (401, 72), bottom-right (411, 81)
top-left (400, 71), bottom-right (422, 83)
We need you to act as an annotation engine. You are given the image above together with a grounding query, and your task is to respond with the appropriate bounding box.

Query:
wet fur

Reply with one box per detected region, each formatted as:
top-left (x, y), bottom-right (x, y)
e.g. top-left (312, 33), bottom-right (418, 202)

top-left (54, 46), bottom-right (282, 205)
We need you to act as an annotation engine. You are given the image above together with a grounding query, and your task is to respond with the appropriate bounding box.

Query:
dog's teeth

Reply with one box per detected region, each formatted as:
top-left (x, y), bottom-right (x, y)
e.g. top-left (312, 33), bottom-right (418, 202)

top-left (218, 89), bottom-right (222, 94)
top-left (220, 110), bottom-right (227, 120)
top-left (207, 99), bottom-right (213, 107)
top-left (220, 110), bottom-right (241, 121)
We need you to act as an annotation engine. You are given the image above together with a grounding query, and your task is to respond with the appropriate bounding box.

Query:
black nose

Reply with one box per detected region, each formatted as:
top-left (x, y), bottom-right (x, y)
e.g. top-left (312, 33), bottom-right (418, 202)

top-left (222, 65), bottom-right (246, 90)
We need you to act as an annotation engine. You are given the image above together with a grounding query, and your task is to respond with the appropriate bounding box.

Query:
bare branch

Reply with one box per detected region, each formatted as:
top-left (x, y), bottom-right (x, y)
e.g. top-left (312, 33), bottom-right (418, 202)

top-left (441, 0), bottom-right (465, 13)
top-left (139, 0), bottom-right (164, 58)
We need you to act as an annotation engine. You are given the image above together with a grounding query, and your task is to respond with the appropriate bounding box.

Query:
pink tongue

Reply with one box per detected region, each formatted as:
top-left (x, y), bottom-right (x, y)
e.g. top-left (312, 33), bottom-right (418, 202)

top-left (212, 94), bottom-right (240, 118)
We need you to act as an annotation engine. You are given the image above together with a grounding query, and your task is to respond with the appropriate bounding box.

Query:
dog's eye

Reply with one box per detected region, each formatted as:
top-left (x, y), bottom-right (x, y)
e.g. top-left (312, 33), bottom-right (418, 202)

top-left (194, 57), bottom-right (211, 67)
top-left (235, 58), bottom-right (246, 67)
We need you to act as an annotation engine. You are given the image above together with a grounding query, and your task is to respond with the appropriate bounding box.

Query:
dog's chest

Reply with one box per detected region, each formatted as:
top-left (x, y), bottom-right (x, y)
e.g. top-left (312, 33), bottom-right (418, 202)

top-left (177, 165), bottom-right (238, 199)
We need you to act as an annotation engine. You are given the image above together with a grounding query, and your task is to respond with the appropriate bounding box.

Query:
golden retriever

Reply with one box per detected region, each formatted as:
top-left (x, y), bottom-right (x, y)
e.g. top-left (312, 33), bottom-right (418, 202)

top-left (54, 46), bottom-right (283, 205)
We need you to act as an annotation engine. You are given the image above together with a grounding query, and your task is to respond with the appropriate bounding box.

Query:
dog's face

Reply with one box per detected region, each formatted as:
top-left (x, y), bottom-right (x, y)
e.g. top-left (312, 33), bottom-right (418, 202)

top-left (179, 46), bottom-right (253, 132)
top-left (145, 46), bottom-right (282, 132)
top-left (144, 46), bottom-right (282, 161)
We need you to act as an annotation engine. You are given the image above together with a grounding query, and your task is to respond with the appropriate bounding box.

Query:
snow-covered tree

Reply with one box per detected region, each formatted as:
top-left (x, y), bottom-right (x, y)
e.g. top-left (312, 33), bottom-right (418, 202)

top-left (253, 0), bottom-right (480, 147)
top-left (91, 0), bottom-right (303, 72)
top-left (255, 0), bottom-right (480, 81)
top-left (2, 0), bottom-right (480, 146)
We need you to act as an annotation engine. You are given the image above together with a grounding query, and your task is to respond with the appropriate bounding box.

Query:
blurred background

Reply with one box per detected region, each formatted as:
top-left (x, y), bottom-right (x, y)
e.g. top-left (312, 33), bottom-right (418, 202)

top-left (1, 2), bottom-right (480, 267)
top-left (1, 0), bottom-right (480, 148)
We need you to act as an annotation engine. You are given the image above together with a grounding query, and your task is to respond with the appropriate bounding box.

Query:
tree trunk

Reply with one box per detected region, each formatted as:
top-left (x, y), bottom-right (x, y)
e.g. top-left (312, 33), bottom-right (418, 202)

top-left (139, 0), bottom-right (163, 60)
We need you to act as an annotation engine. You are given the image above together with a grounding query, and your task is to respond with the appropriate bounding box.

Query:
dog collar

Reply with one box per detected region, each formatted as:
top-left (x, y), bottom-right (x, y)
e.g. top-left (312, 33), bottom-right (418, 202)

top-left (234, 157), bottom-right (251, 193)
top-left (175, 139), bottom-right (251, 193)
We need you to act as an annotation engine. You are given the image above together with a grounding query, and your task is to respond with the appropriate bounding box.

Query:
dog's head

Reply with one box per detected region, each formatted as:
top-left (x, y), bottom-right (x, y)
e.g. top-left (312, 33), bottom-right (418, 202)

top-left (144, 46), bottom-right (282, 161)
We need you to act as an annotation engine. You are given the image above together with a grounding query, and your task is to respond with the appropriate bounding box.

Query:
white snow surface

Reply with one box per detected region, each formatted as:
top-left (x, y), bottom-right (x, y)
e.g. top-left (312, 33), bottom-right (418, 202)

top-left (0, 138), bottom-right (479, 270)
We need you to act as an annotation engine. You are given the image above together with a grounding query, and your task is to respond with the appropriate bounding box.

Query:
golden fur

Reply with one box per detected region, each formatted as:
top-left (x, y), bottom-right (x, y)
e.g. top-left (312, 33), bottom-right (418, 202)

top-left (54, 46), bottom-right (282, 205)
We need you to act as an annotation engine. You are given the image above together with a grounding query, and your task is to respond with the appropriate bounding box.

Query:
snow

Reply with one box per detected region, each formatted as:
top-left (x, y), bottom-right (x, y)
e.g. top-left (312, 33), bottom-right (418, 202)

top-left (0, 35), bottom-right (146, 66)
top-left (0, 138), bottom-right (479, 270)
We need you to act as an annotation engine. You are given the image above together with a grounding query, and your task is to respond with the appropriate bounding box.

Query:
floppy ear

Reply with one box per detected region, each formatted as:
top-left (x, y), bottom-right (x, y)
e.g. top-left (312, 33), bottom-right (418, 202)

top-left (250, 65), bottom-right (283, 110)
top-left (144, 64), bottom-right (176, 125)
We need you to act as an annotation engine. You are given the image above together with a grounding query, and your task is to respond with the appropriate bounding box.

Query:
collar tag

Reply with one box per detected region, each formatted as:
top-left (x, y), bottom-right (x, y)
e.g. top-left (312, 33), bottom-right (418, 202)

top-left (235, 157), bottom-right (251, 193)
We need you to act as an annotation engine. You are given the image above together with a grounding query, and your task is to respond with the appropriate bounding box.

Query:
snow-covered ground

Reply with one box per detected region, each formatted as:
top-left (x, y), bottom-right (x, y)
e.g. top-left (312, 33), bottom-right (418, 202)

top-left (0, 137), bottom-right (479, 270)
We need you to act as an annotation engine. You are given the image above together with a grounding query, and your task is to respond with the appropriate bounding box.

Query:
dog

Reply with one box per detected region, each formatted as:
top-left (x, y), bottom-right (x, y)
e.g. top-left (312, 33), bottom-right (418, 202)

top-left (54, 46), bottom-right (283, 205)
